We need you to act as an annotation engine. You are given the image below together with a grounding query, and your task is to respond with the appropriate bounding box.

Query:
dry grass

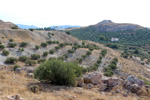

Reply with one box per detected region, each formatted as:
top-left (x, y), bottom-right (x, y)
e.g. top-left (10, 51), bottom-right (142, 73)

top-left (0, 70), bottom-right (142, 100)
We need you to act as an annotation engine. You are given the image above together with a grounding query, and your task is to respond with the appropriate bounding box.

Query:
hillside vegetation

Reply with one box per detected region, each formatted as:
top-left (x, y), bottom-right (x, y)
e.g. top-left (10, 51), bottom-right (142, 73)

top-left (1, 19), bottom-right (150, 100)
top-left (70, 20), bottom-right (150, 46)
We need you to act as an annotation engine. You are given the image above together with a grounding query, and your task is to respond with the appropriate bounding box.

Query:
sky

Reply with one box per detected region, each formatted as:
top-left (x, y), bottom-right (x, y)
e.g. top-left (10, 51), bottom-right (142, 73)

top-left (0, 0), bottom-right (150, 27)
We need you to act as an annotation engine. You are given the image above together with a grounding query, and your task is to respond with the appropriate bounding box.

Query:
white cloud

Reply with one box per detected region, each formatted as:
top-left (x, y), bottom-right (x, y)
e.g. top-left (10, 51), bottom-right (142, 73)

top-left (0, 0), bottom-right (150, 27)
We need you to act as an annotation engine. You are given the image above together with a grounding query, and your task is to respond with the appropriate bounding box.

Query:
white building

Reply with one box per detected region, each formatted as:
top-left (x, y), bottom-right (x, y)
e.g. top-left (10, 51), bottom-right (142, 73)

top-left (111, 38), bottom-right (119, 42)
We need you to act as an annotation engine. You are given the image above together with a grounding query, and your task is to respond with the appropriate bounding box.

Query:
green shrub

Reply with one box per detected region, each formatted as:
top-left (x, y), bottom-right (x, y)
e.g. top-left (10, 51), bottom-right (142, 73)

top-left (76, 58), bottom-right (83, 64)
top-left (82, 41), bottom-right (85, 45)
top-left (58, 56), bottom-right (65, 61)
top-left (99, 56), bottom-right (102, 59)
top-left (63, 54), bottom-right (69, 59)
top-left (55, 46), bottom-right (60, 50)
top-left (8, 43), bottom-right (17, 48)
top-left (20, 42), bottom-right (28, 47)
top-left (49, 49), bottom-right (55, 54)
top-left (113, 58), bottom-right (118, 63)
top-left (101, 49), bottom-right (107, 57)
top-left (34, 59), bottom-right (82, 86)
top-left (42, 51), bottom-right (48, 57)
top-left (72, 46), bottom-right (78, 50)
top-left (65, 31), bottom-right (70, 35)
top-left (141, 62), bottom-right (145, 65)
top-left (68, 49), bottom-right (74, 54)
top-left (29, 28), bottom-right (33, 31)
top-left (38, 58), bottom-right (46, 64)
top-left (104, 70), bottom-right (114, 77)
top-left (31, 54), bottom-right (40, 60)
top-left (9, 39), bottom-right (14, 42)
top-left (0, 41), bottom-right (2, 44)
top-left (2, 50), bottom-right (9, 56)
top-left (5, 57), bottom-right (18, 64)
top-left (86, 51), bottom-right (91, 56)
top-left (89, 46), bottom-right (94, 51)
top-left (41, 42), bottom-right (47, 47)
top-left (97, 59), bottom-right (101, 64)
top-left (109, 63), bottom-right (117, 70)
top-left (18, 48), bottom-right (24, 52)
top-left (29, 85), bottom-right (39, 93)
top-left (82, 55), bottom-right (87, 59)
top-left (59, 43), bottom-right (65, 48)
top-left (25, 59), bottom-right (36, 65)
top-left (94, 63), bottom-right (99, 67)
top-left (13, 64), bottom-right (20, 71)
top-left (11, 25), bottom-right (19, 29)
top-left (35, 45), bottom-right (40, 50)
top-left (0, 44), bottom-right (5, 50)
top-left (85, 66), bottom-right (98, 72)
top-left (103, 67), bottom-right (112, 71)
top-left (46, 40), bottom-right (52, 44)
top-left (19, 56), bottom-right (28, 62)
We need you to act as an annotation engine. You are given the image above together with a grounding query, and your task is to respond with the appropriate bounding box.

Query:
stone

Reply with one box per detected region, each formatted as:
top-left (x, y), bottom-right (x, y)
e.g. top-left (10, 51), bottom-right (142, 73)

top-left (115, 89), bottom-right (120, 93)
top-left (127, 75), bottom-right (145, 86)
top-left (26, 73), bottom-right (34, 78)
top-left (77, 78), bottom-right (84, 87)
top-left (26, 68), bottom-right (34, 73)
top-left (102, 77), bottom-right (122, 87)
top-left (87, 84), bottom-right (93, 89)
top-left (6, 94), bottom-right (23, 100)
top-left (98, 83), bottom-right (107, 91)
top-left (15, 68), bottom-right (22, 74)
top-left (84, 72), bottom-right (102, 85)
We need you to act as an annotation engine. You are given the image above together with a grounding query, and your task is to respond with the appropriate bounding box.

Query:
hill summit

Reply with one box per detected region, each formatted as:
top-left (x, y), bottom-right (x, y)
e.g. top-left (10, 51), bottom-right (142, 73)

top-left (0, 20), bottom-right (16, 29)
top-left (95, 20), bottom-right (144, 32)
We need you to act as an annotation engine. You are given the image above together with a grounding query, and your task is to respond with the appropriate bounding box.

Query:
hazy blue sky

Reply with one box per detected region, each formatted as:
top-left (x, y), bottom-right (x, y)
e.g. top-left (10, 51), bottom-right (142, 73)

top-left (0, 0), bottom-right (150, 27)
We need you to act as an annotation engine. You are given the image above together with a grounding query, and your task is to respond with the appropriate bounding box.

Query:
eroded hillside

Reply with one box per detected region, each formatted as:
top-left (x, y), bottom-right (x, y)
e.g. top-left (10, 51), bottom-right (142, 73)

top-left (0, 20), bottom-right (150, 100)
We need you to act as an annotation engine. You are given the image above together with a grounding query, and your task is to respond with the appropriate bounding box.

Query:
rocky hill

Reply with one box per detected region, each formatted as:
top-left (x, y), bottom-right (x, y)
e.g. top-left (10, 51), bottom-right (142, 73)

top-left (0, 20), bottom-right (16, 29)
top-left (0, 19), bottom-right (150, 100)
top-left (95, 20), bottom-right (144, 32)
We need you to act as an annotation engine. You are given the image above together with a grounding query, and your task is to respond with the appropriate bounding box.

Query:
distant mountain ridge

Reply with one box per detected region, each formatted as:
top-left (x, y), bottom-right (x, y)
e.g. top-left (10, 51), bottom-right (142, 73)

top-left (50, 25), bottom-right (81, 30)
top-left (17, 24), bottom-right (39, 29)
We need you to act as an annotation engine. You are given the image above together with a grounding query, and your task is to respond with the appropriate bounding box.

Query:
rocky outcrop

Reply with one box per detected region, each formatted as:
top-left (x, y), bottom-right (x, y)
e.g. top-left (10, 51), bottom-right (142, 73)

top-left (127, 75), bottom-right (145, 86)
top-left (83, 72), bottom-right (102, 85)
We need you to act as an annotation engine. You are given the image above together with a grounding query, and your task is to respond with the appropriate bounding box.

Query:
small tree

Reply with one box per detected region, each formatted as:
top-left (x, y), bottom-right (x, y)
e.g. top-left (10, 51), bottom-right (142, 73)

top-left (20, 42), bottom-right (28, 47)
top-left (99, 35), bottom-right (105, 40)
top-left (12, 25), bottom-right (19, 29)
top-left (34, 59), bottom-right (83, 86)
top-left (82, 41), bottom-right (85, 45)
top-left (19, 56), bottom-right (28, 62)
top-left (25, 59), bottom-right (36, 66)
top-left (63, 54), bottom-right (69, 59)
top-left (0, 45), bottom-right (5, 50)
top-left (13, 65), bottom-right (20, 71)
top-left (86, 51), bottom-right (91, 56)
top-left (31, 54), bottom-right (40, 60)
top-left (5, 57), bottom-right (18, 64)
top-left (55, 46), bottom-right (60, 50)
top-left (9, 39), bottom-right (14, 42)
top-left (2, 50), bottom-right (9, 56)
top-left (68, 49), bottom-right (74, 54)
top-left (49, 49), bottom-right (55, 54)
top-left (8, 43), bottom-right (17, 48)
top-left (41, 42), bottom-right (48, 47)
top-left (65, 31), bottom-right (70, 35)
top-left (42, 51), bottom-right (48, 57)
top-left (35, 45), bottom-right (40, 50)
